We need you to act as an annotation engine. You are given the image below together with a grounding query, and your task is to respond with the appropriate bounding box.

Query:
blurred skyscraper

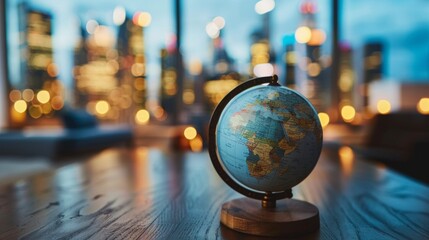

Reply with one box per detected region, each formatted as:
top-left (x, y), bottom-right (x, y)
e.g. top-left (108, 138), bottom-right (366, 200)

top-left (282, 34), bottom-right (296, 88)
top-left (73, 11), bottom-right (149, 123)
top-left (8, 5), bottom-right (64, 126)
top-left (249, 29), bottom-right (275, 78)
top-left (73, 26), bottom-right (89, 107)
top-left (338, 42), bottom-right (361, 124)
top-left (204, 26), bottom-right (240, 112)
top-left (117, 15), bottom-right (147, 123)
top-left (160, 43), bottom-right (179, 122)
top-left (23, 7), bottom-right (55, 90)
top-left (362, 41), bottom-right (383, 108)
top-left (73, 20), bottom-right (119, 121)
top-left (294, 1), bottom-right (329, 112)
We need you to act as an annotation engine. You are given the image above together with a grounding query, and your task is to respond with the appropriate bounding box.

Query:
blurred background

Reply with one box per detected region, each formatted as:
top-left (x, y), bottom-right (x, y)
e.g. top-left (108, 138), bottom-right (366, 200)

top-left (0, 0), bottom-right (429, 181)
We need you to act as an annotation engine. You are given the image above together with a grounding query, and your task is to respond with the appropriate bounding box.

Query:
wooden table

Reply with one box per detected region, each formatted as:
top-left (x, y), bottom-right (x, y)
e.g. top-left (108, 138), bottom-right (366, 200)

top-left (1, 146), bottom-right (428, 239)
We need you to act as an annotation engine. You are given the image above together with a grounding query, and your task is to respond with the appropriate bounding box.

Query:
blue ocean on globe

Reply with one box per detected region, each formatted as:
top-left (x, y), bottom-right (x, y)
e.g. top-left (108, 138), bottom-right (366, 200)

top-left (216, 85), bottom-right (323, 192)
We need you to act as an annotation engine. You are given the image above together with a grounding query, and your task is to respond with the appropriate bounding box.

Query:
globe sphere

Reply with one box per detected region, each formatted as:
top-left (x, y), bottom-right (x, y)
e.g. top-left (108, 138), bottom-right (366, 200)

top-left (215, 84), bottom-right (322, 192)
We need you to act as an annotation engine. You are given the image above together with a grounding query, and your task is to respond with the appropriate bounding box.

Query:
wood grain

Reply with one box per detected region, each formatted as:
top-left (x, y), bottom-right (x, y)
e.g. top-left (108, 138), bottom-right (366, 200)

top-left (0, 146), bottom-right (428, 239)
top-left (221, 198), bottom-right (319, 237)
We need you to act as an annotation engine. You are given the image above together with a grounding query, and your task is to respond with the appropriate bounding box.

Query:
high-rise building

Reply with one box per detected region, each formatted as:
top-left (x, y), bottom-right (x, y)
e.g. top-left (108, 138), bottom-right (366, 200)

top-left (73, 26), bottom-right (89, 107)
top-left (186, 59), bottom-right (207, 111)
top-left (294, 1), bottom-right (329, 112)
top-left (25, 9), bottom-right (55, 90)
top-left (211, 36), bottom-right (235, 76)
top-left (9, 5), bottom-right (64, 124)
top-left (338, 42), bottom-right (360, 124)
top-left (117, 16), bottom-right (147, 123)
top-left (160, 46), bottom-right (179, 122)
top-left (249, 29), bottom-right (275, 78)
top-left (282, 34), bottom-right (296, 88)
top-left (73, 13), bottom-right (149, 124)
top-left (73, 20), bottom-right (119, 121)
top-left (204, 32), bottom-right (240, 112)
top-left (284, 44), bottom-right (296, 88)
top-left (362, 41), bottom-right (384, 108)
top-left (363, 42), bottom-right (383, 83)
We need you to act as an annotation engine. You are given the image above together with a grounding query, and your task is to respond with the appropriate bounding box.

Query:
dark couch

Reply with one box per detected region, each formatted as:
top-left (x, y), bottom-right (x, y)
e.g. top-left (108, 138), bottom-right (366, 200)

top-left (0, 108), bottom-right (133, 158)
top-left (359, 112), bottom-right (429, 184)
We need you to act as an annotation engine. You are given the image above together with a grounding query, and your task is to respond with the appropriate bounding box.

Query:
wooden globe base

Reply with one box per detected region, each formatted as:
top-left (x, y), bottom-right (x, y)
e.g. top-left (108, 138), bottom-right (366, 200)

top-left (220, 197), bottom-right (319, 237)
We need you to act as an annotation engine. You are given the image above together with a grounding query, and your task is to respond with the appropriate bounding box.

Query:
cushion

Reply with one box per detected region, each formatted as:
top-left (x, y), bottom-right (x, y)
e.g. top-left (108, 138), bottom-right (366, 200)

top-left (59, 108), bottom-right (98, 129)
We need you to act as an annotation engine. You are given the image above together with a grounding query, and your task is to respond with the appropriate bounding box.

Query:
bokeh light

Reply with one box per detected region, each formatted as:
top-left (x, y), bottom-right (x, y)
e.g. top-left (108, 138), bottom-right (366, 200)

top-left (86, 19), bottom-right (99, 34)
top-left (206, 22), bottom-right (220, 39)
top-left (29, 105), bottom-right (42, 119)
top-left (135, 109), bottom-right (150, 124)
top-left (113, 6), bottom-right (126, 25)
top-left (133, 12), bottom-right (152, 27)
top-left (131, 63), bottom-right (145, 76)
top-left (253, 63), bottom-right (274, 77)
top-left (153, 106), bottom-right (166, 121)
top-left (308, 29), bottom-right (326, 46)
top-left (183, 90), bottom-right (195, 105)
top-left (300, 2), bottom-right (317, 14)
top-left (37, 90), bottom-right (50, 104)
top-left (212, 16), bottom-right (225, 29)
top-left (184, 126), bottom-right (197, 140)
top-left (51, 96), bottom-right (64, 110)
top-left (95, 100), bottom-right (110, 115)
top-left (190, 135), bottom-right (203, 152)
top-left (255, 0), bottom-right (275, 14)
top-left (134, 77), bottom-right (146, 91)
top-left (9, 90), bottom-right (21, 102)
top-left (376, 99), bottom-right (391, 114)
top-left (318, 112), bottom-right (330, 128)
top-left (339, 146), bottom-right (354, 163)
top-left (22, 89), bottom-right (34, 102)
top-left (341, 105), bottom-right (356, 122)
top-left (46, 63), bottom-right (58, 77)
top-left (295, 26), bottom-right (312, 44)
top-left (14, 100), bottom-right (27, 113)
top-left (307, 63), bottom-right (321, 77)
top-left (417, 98), bottom-right (429, 114)
top-left (189, 59), bottom-right (203, 75)
top-left (42, 103), bottom-right (52, 114)
top-left (338, 146), bottom-right (354, 175)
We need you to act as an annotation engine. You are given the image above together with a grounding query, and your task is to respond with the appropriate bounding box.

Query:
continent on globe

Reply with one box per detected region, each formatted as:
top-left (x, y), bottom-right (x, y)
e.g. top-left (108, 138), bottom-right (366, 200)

top-left (243, 114), bottom-right (287, 178)
top-left (231, 102), bottom-right (319, 179)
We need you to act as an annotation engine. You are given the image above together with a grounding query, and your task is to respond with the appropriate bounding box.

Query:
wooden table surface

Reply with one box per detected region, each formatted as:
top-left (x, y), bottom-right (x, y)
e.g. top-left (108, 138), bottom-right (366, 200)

top-left (1, 146), bottom-right (428, 240)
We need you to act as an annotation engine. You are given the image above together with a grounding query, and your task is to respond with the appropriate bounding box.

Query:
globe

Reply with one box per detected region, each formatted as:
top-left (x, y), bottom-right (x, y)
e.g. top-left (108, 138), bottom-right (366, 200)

top-left (210, 76), bottom-right (323, 196)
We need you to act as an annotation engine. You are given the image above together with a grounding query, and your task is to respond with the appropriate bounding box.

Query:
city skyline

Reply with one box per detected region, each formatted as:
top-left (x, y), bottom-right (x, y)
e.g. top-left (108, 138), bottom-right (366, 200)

top-left (4, 0), bottom-right (429, 99)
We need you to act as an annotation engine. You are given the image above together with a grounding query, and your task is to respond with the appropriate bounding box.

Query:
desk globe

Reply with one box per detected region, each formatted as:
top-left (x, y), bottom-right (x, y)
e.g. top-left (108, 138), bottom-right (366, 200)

top-left (209, 75), bottom-right (323, 237)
